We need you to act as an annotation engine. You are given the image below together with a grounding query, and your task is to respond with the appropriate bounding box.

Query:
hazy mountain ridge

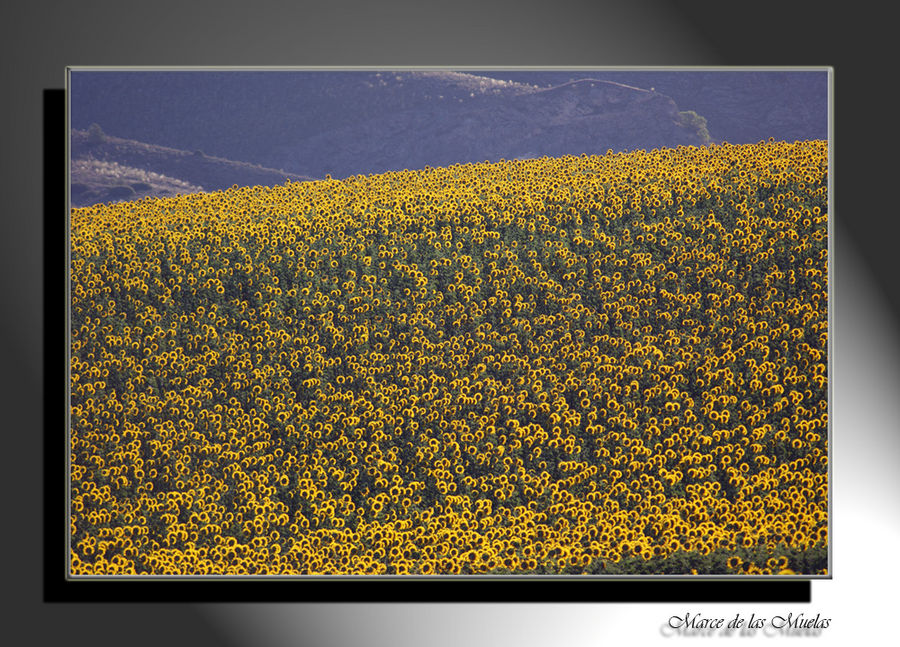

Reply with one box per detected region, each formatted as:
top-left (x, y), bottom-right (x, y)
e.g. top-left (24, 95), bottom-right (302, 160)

top-left (269, 76), bottom-right (707, 178)
top-left (70, 128), bottom-right (317, 208)
top-left (70, 70), bottom-right (825, 208)
top-left (70, 157), bottom-right (205, 207)
top-left (478, 70), bottom-right (828, 145)
top-left (70, 71), bottom-right (540, 171)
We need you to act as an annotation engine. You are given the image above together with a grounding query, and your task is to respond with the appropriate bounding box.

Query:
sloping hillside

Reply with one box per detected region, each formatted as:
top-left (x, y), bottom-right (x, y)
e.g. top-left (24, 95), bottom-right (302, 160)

top-left (70, 71), bottom-right (710, 183)
top-left (267, 75), bottom-right (708, 178)
top-left (70, 128), bottom-right (318, 207)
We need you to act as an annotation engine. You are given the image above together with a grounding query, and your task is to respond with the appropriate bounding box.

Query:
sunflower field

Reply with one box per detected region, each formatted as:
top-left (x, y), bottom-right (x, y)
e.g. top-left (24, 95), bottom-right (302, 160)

top-left (69, 139), bottom-right (828, 575)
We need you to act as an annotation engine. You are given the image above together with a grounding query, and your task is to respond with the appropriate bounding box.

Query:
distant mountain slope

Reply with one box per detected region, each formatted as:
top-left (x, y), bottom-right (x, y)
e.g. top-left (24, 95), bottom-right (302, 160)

top-left (477, 70), bottom-right (829, 145)
top-left (70, 71), bottom-right (711, 182)
top-left (69, 71), bottom-right (541, 166)
top-left (70, 158), bottom-right (204, 207)
top-left (70, 128), bottom-right (317, 207)
top-left (270, 76), bottom-right (709, 178)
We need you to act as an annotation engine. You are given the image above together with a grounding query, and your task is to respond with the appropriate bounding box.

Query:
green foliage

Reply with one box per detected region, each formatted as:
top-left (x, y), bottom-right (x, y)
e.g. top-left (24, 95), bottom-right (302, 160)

top-left (678, 110), bottom-right (712, 145)
top-left (86, 122), bottom-right (106, 145)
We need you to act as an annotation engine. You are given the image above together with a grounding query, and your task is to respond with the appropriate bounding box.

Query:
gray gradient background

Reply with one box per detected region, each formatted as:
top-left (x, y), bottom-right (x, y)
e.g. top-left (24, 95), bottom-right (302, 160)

top-left (5, 0), bottom-right (893, 645)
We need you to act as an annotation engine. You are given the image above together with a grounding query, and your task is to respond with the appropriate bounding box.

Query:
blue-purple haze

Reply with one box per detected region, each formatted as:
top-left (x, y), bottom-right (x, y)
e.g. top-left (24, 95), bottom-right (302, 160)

top-left (70, 69), bottom-right (827, 182)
